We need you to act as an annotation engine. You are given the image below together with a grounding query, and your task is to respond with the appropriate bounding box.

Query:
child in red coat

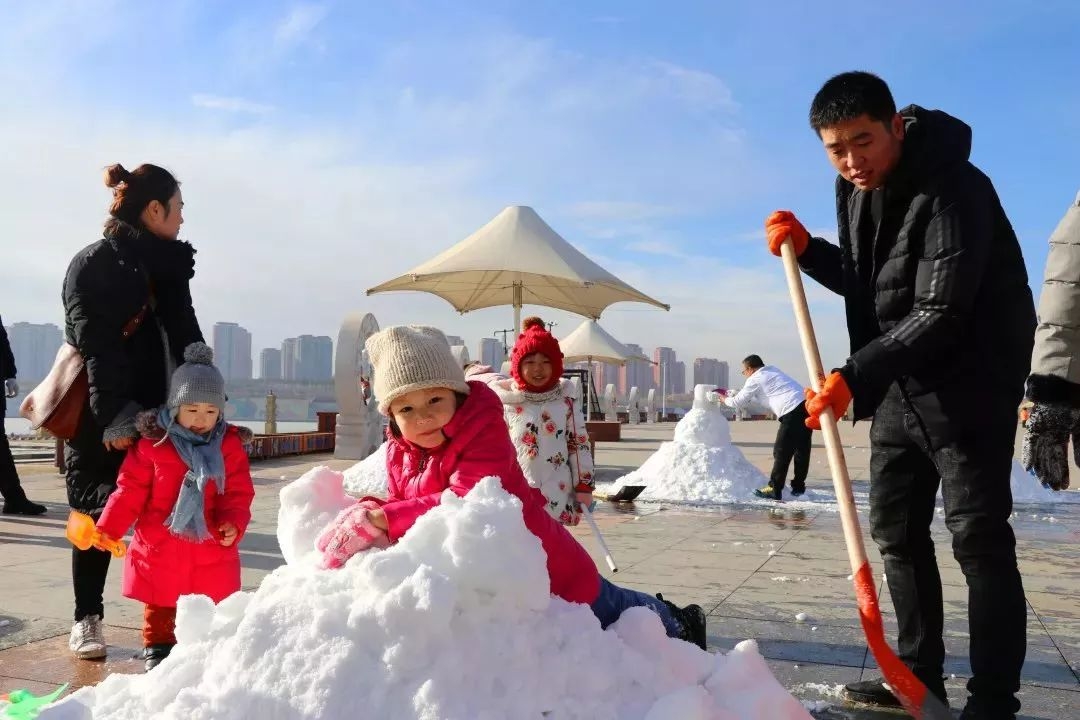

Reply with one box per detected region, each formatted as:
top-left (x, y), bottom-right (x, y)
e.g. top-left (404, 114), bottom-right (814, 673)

top-left (96, 343), bottom-right (255, 671)
top-left (316, 325), bottom-right (707, 649)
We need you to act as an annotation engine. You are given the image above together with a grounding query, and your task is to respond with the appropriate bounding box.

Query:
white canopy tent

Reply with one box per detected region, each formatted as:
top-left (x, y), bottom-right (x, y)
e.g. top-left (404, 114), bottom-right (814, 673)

top-left (366, 206), bottom-right (670, 332)
top-left (559, 319), bottom-right (647, 420)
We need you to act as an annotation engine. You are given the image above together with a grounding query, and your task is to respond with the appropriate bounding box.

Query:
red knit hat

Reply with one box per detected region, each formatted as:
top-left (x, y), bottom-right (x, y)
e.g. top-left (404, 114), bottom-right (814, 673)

top-left (510, 316), bottom-right (564, 392)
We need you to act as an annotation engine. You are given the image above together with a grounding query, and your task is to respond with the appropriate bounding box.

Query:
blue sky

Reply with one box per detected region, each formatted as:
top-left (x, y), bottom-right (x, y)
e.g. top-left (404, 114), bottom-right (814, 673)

top-left (2, 1), bottom-right (1078, 384)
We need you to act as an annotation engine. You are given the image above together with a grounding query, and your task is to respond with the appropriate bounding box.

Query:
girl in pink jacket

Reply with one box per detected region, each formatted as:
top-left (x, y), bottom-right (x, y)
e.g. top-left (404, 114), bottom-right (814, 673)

top-left (96, 344), bottom-right (255, 671)
top-left (316, 325), bottom-right (707, 649)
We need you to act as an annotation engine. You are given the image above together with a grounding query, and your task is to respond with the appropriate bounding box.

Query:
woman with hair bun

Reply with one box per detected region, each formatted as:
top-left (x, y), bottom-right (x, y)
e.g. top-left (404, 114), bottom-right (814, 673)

top-left (62, 163), bottom-right (204, 660)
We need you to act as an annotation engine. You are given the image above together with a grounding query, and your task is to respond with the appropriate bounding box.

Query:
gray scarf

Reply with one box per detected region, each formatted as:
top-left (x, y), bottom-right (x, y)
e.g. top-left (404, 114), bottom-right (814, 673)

top-left (157, 407), bottom-right (227, 541)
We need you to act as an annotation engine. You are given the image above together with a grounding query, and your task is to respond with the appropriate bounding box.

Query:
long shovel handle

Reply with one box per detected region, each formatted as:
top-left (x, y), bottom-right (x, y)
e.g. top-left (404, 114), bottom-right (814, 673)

top-left (581, 505), bottom-right (618, 573)
top-left (779, 238), bottom-right (950, 720)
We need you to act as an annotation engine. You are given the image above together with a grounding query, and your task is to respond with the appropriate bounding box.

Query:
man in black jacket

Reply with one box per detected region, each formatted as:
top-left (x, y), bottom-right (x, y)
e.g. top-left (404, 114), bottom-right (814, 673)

top-left (0, 318), bottom-right (47, 515)
top-left (767, 72), bottom-right (1034, 720)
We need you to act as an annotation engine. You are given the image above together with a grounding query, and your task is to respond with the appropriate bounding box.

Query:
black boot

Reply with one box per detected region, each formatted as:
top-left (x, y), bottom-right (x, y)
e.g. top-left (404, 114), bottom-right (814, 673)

top-left (657, 594), bottom-right (707, 650)
top-left (2, 489), bottom-right (47, 515)
top-left (844, 675), bottom-right (947, 709)
top-left (143, 643), bottom-right (175, 671)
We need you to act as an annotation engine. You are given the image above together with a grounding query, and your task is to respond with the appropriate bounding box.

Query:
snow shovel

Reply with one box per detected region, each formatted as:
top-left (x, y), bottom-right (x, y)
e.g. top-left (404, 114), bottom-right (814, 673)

top-left (778, 237), bottom-right (951, 720)
top-left (603, 484), bottom-right (646, 503)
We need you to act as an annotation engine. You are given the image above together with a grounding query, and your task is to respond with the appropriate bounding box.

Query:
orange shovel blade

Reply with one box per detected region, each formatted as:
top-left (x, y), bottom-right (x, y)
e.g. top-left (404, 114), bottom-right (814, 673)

top-left (65, 511), bottom-right (96, 551)
top-left (65, 510), bottom-right (126, 558)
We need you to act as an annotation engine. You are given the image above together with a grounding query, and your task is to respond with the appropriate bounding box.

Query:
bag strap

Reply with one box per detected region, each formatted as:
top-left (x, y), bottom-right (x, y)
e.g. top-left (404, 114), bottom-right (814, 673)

top-left (120, 301), bottom-right (151, 340)
top-left (121, 264), bottom-right (156, 340)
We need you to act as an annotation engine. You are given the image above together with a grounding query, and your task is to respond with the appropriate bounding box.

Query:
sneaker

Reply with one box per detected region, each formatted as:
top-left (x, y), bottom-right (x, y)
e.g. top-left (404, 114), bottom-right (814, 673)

top-left (657, 593), bottom-right (708, 651)
top-left (844, 676), bottom-right (946, 709)
top-left (69, 615), bottom-right (107, 659)
top-left (753, 486), bottom-right (781, 501)
top-left (143, 643), bottom-right (175, 671)
top-left (2, 499), bottom-right (47, 515)
top-left (790, 486), bottom-right (806, 497)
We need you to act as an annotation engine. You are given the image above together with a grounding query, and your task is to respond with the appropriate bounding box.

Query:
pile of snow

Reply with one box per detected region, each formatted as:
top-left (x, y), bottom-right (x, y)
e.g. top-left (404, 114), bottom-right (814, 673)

top-left (342, 442), bottom-right (388, 496)
top-left (606, 385), bottom-right (771, 505)
top-left (43, 469), bottom-right (811, 720)
top-left (1009, 460), bottom-right (1080, 505)
top-left (672, 403), bottom-right (732, 447)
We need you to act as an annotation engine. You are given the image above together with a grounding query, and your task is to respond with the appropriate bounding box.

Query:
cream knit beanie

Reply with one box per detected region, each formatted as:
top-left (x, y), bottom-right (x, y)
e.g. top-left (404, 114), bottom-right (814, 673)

top-left (366, 325), bottom-right (471, 415)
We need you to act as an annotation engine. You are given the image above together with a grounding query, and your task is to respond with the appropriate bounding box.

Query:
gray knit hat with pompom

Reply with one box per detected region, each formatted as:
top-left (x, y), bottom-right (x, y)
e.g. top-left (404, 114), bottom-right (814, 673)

top-left (168, 342), bottom-right (227, 415)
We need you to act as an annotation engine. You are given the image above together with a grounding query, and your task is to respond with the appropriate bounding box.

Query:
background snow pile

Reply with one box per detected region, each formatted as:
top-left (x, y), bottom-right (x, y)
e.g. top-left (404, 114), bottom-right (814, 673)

top-left (606, 386), bottom-right (773, 506)
top-left (1009, 460), bottom-right (1080, 505)
top-left (342, 442), bottom-right (388, 496)
top-left (42, 469), bottom-right (811, 720)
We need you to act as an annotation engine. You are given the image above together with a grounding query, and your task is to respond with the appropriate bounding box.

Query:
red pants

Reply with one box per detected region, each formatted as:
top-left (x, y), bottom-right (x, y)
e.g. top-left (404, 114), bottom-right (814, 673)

top-left (142, 604), bottom-right (177, 647)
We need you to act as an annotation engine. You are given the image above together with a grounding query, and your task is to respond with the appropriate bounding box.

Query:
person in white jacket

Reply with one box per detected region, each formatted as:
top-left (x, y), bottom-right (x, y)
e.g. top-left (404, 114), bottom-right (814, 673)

top-left (485, 317), bottom-right (594, 524)
top-left (719, 354), bottom-right (811, 500)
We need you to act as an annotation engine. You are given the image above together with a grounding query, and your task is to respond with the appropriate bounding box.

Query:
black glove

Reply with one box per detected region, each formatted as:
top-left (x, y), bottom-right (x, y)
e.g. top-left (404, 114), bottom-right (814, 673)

top-left (1021, 402), bottom-right (1080, 490)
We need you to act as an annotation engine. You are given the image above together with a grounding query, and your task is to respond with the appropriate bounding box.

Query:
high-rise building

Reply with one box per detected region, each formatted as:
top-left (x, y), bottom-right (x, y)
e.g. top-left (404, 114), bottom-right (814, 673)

top-left (478, 337), bottom-right (503, 368)
top-left (4, 322), bottom-right (63, 381)
top-left (672, 361), bottom-right (686, 395)
top-left (212, 322), bottom-right (253, 381)
top-left (652, 346), bottom-right (677, 396)
top-left (618, 343), bottom-right (653, 396)
top-left (693, 357), bottom-right (729, 389)
top-left (590, 361), bottom-right (619, 394)
top-left (259, 348), bottom-right (282, 380)
top-left (281, 338), bottom-right (300, 380)
top-left (296, 335), bottom-right (333, 382)
top-left (444, 335), bottom-right (464, 347)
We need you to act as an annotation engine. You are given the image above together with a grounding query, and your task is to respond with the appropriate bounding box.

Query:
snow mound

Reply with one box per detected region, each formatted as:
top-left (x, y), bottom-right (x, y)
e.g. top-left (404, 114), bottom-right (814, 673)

top-left (608, 394), bottom-right (769, 505)
top-left (342, 442), bottom-right (389, 496)
top-left (276, 466), bottom-right (355, 568)
top-left (612, 441), bottom-right (768, 505)
top-left (42, 474), bottom-right (811, 720)
top-left (673, 408), bottom-right (732, 447)
top-left (1010, 460), bottom-right (1080, 505)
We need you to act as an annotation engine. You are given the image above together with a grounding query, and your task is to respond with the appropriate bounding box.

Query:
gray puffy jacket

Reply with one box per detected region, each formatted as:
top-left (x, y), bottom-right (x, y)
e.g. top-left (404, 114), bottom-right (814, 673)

top-left (1027, 191), bottom-right (1080, 404)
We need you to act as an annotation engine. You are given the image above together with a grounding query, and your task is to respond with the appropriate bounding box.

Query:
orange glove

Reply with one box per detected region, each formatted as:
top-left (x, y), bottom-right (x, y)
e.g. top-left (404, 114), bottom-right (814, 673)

top-left (765, 210), bottom-right (809, 257)
top-left (804, 372), bottom-right (852, 429)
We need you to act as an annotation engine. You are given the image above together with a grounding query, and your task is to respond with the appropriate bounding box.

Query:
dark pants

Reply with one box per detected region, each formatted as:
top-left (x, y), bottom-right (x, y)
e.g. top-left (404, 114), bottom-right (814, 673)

top-left (869, 385), bottom-right (1025, 717)
top-left (66, 406), bottom-right (126, 621)
top-left (589, 577), bottom-right (681, 637)
top-left (769, 404), bottom-right (812, 494)
top-left (0, 405), bottom-right (29, 505)
top-left (73, 543), bottom-right (112, 621)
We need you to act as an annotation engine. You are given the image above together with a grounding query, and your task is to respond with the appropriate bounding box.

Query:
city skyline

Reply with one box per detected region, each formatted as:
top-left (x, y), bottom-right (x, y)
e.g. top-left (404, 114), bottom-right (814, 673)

top-left (4, 317), bottom-right (746, 395)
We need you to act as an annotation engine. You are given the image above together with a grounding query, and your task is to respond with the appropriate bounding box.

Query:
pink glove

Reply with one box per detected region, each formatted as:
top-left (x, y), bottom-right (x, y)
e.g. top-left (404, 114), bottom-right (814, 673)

top-left (316, 501), bottom-right (390, 569)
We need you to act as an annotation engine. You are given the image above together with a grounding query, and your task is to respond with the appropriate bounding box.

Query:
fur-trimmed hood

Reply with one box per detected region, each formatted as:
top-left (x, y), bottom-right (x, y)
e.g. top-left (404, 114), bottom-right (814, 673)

top-left (487, 377), bottom-right (578, 406)
top-left (135, 409), bottom-right (254, 445)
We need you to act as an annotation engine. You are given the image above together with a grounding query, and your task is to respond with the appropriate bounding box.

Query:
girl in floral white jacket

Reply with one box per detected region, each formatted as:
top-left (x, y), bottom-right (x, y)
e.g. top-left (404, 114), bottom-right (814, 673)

top-left (485, 317), bottom-right (594, 525)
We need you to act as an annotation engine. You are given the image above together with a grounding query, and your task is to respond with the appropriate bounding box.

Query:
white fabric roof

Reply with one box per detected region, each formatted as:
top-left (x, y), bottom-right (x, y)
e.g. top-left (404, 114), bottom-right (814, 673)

top-left (367, 205), bottom-right (669, 320)
top-left (559, 319), bottom-right (646, 365)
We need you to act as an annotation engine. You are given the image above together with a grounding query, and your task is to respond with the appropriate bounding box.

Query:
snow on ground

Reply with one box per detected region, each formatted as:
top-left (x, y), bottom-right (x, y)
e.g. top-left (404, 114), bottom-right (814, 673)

top-left (42, 469), bottom-right (811, 720)
top-left (341, 442), bottom-right (389, 496)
